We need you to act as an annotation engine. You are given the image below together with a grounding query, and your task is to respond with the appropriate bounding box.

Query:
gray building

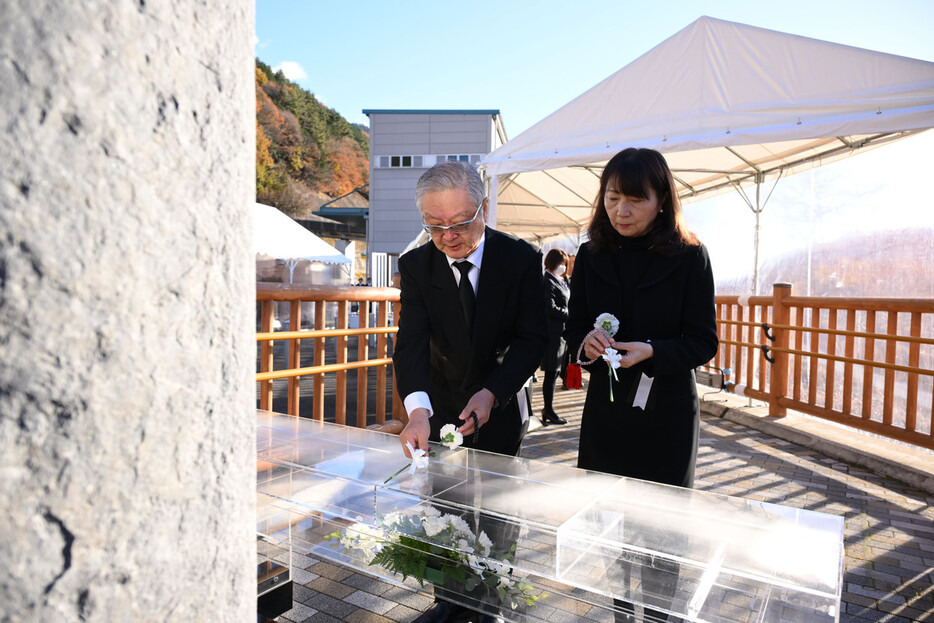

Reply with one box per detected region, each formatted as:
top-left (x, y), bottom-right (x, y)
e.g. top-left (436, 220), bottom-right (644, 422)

top-left (363, 109), bottom-right (505, 282)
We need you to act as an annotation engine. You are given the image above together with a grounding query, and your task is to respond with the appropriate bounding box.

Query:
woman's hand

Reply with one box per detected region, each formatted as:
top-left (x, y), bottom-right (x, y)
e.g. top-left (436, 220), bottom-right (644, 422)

top-left (583, 330), bottom-right (615, 361)
top-left (612, 341), bottom-right (654, 368)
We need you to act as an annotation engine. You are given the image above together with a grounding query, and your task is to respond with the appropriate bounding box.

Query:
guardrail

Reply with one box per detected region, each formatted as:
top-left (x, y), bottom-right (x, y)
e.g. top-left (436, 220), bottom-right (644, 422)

top-left (707, 283), bottom-right (934, 450)
top-left (258, 282), bottom-right (934, 451)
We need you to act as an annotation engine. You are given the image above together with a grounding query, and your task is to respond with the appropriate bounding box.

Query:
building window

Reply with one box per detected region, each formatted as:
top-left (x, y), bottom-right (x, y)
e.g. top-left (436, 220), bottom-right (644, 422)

top-left (443, 154), bottom-right (483, 164)
top-left (376, 154), bottom-right (480, 168)
top-left (379, 155), bottom-right (422, 168)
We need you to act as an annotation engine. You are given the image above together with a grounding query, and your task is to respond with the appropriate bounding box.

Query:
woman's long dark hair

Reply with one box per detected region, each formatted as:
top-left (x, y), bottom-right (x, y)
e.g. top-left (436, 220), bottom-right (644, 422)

top-left (586, 148), bottom-right (699, 254)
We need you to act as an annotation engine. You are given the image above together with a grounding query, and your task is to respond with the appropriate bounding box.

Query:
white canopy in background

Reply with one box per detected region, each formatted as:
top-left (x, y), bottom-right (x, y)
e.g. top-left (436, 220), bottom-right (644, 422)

top-left (254, 202), bottom-right (351, 282)
top-left (481, 16), bottom-right (934, 290)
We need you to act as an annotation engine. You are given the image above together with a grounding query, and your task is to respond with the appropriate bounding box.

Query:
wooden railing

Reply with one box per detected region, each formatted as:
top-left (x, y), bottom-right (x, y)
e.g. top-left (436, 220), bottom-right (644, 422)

top-left (257, 282), bottom-right (934, 450)
top-left (708, 283), bottom-right (934, 450)
top-left (256, 283), bottom-right (402, 427)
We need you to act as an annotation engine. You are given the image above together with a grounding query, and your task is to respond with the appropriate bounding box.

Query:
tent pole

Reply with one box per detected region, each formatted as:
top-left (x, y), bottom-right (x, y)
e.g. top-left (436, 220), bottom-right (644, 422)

top-left (487, 173), bottom-right (499, 228)
top-left (753, 177), bottom-right (761, 296)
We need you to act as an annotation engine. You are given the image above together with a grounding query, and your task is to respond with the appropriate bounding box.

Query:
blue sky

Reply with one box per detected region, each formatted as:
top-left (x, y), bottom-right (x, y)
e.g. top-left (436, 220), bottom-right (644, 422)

top-left (256, 1), bottom-right (934, 294)
top-left (255, 0), bottom-right (934, 137)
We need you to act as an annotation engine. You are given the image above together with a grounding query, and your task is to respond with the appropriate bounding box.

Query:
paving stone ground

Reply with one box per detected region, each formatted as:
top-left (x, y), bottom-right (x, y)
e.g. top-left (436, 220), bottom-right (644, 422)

top-left (269, 375), bottom-right (934, 623)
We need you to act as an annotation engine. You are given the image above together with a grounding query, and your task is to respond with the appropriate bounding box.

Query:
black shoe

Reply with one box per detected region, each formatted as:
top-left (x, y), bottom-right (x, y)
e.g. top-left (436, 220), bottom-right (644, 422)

top-left (413, 600), bottom-right (471, 623)
top-left (540, 409), bottom-right (567, 425)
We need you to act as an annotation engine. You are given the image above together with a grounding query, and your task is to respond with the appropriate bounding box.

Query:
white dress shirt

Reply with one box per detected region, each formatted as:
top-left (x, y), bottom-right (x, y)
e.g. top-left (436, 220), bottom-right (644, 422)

top-left (403, 235), bottom-right (485, 418)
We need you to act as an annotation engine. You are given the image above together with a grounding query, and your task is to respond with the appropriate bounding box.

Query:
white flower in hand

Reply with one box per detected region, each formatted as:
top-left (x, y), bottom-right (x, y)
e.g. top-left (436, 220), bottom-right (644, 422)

top-left (405, 442), bottom-right (431, 474)
top-left (602, 347), bottom-right (622, 402)
top-left (602, 348), bottom-right (622, 381)
top-left (439, 423), bottom-right (464, 450)
top-left (595, 313), bottom-right (620, 336)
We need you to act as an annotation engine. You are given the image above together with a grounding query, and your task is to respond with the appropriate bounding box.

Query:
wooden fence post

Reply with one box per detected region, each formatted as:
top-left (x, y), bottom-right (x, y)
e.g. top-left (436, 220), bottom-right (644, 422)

top-left (769, 283), bottom-right (792, 417)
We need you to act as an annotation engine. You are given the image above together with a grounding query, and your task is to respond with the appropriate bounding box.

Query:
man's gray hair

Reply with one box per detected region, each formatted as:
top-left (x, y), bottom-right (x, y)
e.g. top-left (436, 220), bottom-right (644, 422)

top-left (415, 161), bottom-right (485, 212)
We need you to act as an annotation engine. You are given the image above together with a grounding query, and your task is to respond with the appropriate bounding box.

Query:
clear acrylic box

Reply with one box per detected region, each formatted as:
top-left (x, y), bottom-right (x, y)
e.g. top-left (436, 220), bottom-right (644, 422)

top-left (256, 410), bottom-right (843, 622)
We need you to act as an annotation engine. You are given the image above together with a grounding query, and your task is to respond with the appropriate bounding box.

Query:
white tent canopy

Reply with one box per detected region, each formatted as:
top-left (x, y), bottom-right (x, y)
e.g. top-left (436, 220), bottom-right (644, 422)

top-left (481, 15), bottom-right (934, 290)
top-left (254, 202), bottom-right (351, 281)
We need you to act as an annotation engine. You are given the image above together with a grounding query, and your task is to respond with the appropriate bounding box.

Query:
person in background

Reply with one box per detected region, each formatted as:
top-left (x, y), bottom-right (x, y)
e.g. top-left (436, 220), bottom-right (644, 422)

top-left (540, 248), bottom-right (570, 425)
top-left (565, 147), bottom-right (718, 623)
top-left (393, 161), bottom-right (547, 623)
top-left (559, 254), bottom-right (576, 389)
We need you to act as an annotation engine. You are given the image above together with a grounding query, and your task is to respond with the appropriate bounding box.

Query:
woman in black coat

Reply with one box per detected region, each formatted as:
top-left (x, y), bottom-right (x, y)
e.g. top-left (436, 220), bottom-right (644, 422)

top-left (540, 248), bottom-right (570, 425)
top-left (564, 148), bottom-right (718, 623)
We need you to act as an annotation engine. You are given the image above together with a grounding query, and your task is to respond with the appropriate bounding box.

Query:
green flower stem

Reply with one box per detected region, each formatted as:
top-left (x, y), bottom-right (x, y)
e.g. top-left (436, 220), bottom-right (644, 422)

top-left (608, 367), bottom-right (614, 402)
top-left (384, 463), bottom-right (409, 484)
top-left (384, 450), bottom-right (436, 483)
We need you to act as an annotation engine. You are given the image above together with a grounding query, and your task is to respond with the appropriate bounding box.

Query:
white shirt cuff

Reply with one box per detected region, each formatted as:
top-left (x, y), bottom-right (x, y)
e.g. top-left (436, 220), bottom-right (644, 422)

top-left (403, 391), bottom-right (433, 418)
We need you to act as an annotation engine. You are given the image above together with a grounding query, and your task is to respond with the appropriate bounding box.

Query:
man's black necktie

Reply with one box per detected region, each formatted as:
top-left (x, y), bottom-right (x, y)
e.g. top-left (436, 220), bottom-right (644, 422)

top-left (454, 260), bottom-right (475, 332)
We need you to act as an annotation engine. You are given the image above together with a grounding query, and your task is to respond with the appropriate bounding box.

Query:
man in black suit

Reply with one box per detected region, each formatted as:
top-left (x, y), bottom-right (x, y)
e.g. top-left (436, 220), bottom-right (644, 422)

top-left (393, 161), bottom-right (547, 623)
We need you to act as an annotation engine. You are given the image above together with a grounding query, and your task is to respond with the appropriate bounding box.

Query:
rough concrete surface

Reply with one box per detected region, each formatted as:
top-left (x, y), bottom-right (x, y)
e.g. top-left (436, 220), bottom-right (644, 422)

top-left (0, 1), bottom-right (255, 621)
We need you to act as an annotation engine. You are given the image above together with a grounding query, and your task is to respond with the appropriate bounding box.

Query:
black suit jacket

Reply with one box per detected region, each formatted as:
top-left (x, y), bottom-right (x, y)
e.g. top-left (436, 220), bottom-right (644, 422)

top-left (542, 271), bottom-right (570, 371)
top-left (393, 227), bottom-right (547, 455)
top-left (565, 241), bottom-right (718, 487)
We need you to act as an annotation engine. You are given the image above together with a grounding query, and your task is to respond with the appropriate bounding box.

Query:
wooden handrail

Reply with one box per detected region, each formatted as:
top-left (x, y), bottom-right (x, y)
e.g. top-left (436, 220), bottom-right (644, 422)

top-left (761, 323), bottom-right (934, 346)
top-left (762, 346), bottom-right (934, 377)
top-left (256, 282), bottom-right (934, 451)
top-left (709, 282), bottom-right (934, 450)
top-left (257, 326), bottom-right (398, 341)
top-left (257, 282), bottom-right (398, 302)
top-left (782, 295), bottom-right (934, 313)
top-left (255, 284), bottom-right (402, 425)
top-left (257, 358), bottom-right (394, 382)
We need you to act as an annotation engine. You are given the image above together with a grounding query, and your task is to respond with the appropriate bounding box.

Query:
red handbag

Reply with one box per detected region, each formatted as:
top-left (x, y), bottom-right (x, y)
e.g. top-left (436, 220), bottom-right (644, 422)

top-left (565, 363), bottom-right (583, 390)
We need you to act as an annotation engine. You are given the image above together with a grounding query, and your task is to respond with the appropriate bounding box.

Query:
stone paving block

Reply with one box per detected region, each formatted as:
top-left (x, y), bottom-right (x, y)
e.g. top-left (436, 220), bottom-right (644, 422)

top-left (843, 590), bottom-right (880, 608)
top-left (892, 518), bottom-right (934, 537)
top-left (344, 589), bottom-right (398, 615)
top-left (306, 575), bottom-right (356, 599)
top-left (293, 583), bottom-right (318, 604)
top-left (302, 612), bottom-right (344, 623)
top-left (292, 567), bottom-right (321, 585)
top-left (343, 609), bottom-right (394, 623)
top-left (384, 603), bottom-right (420, 622)
top-left (279, 602), bottom-right (317, 623)
top-left (847, 582), bottom-right (903, 602)
top-left (291, 552), bottom-right (320, 569)
top-left (342, 572), bottom-right (395, 595)
top-left (309, 560), bottom-right (355, 581)
top-left (302, 593), bottom-right (357, 619)
top-left (379, 585), bottom-right (434, 610)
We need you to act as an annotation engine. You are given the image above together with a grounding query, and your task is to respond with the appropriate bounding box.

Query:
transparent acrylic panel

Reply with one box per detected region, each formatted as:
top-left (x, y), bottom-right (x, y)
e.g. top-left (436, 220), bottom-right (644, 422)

top-left (256, 411), bottom-right (843, 623)
top-left (557, 478), bottom-right (844, 623)
top-left (376, 445), bottom-right (621, 581)
top-left (256, 467), bottom-right (292, 601)
top-left (257, 410), bottom-right (412, 522)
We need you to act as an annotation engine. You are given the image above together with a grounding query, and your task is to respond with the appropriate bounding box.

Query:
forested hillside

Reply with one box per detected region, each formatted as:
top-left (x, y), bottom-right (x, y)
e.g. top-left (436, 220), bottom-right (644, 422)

top-left (255, 59), bottom-right (369, 217)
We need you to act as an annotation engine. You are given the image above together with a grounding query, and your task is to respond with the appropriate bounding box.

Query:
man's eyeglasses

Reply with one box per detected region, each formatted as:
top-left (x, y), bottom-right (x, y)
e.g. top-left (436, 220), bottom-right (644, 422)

top-left (422, 202), bottom-right (483, 237)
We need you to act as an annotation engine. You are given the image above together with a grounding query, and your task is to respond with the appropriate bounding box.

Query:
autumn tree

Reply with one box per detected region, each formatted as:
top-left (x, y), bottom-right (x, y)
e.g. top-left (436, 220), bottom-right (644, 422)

top-left (254, 58), bottom-right (369, 214)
